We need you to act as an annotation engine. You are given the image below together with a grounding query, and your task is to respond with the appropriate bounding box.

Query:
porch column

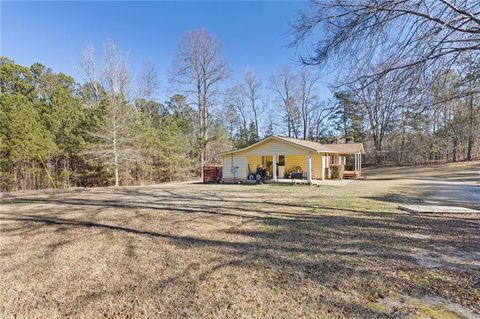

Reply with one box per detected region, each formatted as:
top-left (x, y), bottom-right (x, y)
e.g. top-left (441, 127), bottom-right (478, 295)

top-left (354, 153), bottom-right (358, 171)
top-left (321, 155), bottom-right (325, 180)
top-left (272, 154), bottom-right (277, 182)
top-left (306, 155), bottom-right (312, 184)
top-left (359, 153), bottom-right (362, 173)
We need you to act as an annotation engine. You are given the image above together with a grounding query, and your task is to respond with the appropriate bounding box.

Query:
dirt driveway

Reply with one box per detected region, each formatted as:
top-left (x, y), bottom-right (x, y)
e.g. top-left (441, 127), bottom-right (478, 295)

top-left (365, 161), bottom-right (480, 210)
top-left (1, 162), bottom-right (479, 318)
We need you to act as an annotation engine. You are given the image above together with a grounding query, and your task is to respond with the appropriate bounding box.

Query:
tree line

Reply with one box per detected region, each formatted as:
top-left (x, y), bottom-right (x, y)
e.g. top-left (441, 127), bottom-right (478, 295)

top-left (0, 36), bottom-right (231, 191)
top-left (292, 0), bottom-right (480, 164)
top-left (2, 1), bottom-right (480, 191)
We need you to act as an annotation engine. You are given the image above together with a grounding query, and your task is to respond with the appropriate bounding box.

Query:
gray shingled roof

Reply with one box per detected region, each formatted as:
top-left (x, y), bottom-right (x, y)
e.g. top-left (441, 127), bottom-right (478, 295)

top-left (275, 136), bottom-right (364, 154)
top-left (219, 136), bottom-right (365, 155)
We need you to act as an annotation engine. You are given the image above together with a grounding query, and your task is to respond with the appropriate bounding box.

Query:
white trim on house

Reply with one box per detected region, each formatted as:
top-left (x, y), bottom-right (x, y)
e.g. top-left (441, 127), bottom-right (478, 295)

top-left (218, 135), bottom-right (365, 156)
top-left (218, 136), bottom-right (318, 156)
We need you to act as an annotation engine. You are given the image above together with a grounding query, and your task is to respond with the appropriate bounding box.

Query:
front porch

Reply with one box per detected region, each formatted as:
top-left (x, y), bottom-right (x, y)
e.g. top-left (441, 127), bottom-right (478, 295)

top-left (246, 152), bottom-right (362, 183)
top-left (265, 178), bottom-right (353, 186)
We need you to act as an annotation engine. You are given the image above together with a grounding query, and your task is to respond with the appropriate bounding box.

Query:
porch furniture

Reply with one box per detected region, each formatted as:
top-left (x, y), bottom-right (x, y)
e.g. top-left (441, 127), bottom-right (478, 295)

top-left (290, 171), bottom-right (307, 184)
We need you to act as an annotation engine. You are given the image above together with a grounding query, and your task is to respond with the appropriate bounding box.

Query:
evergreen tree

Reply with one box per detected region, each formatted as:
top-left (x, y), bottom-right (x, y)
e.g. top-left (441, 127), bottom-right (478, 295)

top-left (333, 92), bottom-right (364, 143)
top-left (0, 94), bottom-right (55, 190)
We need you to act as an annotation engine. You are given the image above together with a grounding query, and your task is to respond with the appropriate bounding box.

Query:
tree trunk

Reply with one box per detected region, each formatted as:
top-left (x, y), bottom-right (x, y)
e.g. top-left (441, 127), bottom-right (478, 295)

top-left (303, 117), bottom-right (307, 140)
top-left (452, 136), bottom-right (458, 162)
top-left (399, 125), bottom-right (406, 165)
top-left (466, 87), bottom-right (474, 161)
top-left (252, 106), bottom-right (259, 141)
top-left (202, 81), bottom-right (208, 177)
top-left (13, 166), bottom-right (18, 192)
top-left (287, 114), bottom-right (291, 137)
top-left (113, 106), bottom-right (119, 187)
top-left (197, 83), bottom-right (204, 181)
top-left (65, 156), bottom-right (70, 188)
top-left (373, 134), bottom-right (383, 164)
top-left (343, 106), bottom-right (348, 142)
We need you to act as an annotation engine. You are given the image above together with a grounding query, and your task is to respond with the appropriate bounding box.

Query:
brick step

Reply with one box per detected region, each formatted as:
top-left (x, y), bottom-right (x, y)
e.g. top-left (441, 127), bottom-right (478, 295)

top-left (343, 171), bottom-right (360, 180)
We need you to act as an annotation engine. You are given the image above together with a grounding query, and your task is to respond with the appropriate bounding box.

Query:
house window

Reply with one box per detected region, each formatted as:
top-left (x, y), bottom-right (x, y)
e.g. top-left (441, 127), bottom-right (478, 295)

top-left (278, 155), bottom-right (285, 166)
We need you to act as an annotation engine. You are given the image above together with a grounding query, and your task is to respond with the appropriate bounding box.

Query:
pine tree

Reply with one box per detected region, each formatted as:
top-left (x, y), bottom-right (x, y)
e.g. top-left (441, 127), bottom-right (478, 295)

top-left (0, 94), bottom-right (55, 190)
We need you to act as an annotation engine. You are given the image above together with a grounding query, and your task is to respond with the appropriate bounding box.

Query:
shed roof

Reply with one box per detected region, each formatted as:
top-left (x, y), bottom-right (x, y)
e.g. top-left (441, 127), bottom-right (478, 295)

top-left (219, 136), bottom-right (365, 155)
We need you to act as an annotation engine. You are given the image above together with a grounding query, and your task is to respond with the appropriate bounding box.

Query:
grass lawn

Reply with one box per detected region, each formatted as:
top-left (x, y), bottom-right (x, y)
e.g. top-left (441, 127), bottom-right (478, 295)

top-left (1, 162), bottom-right (479, 318)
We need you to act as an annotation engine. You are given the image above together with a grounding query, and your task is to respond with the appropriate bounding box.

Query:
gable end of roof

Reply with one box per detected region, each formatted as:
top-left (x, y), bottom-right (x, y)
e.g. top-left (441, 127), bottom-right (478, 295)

top-left (218, 135), bottom-right (365, 156)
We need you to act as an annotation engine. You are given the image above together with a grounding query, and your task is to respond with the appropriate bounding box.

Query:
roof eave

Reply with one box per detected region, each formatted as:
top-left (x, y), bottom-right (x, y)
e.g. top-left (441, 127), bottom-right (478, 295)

top-left (217, 135), bottom-right (318, 156)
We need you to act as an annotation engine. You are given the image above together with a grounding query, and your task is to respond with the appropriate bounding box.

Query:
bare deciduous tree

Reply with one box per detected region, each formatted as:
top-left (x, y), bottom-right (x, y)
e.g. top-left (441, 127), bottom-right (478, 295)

top-left (171, 28), bottom-right (230, 178)
top-left (243, 68), bottom-right (263, 140)
top-left (103, 39), bottom-right (131, 186)
top-left (463, 58), bottom-right (480, 160)
top-left (350, 66), bottom-right (408, 162)
top-left (84, 39), bottom-right (134, 187)
top-left (226, 84), bottom-right (248, 134)
top-left (136, 61), bottom-right (160, 117)
top-left (271, 67), bottom-right (300, 138)
top-left (310, 99), bottom-right (336, 141)
top-left (76, 42), bottom-right (100, 105)
top-left (297, 67), bottom-right (320, 139)
top-left (137, 61), bottom-right (159, 102)
top-left (293, 1), bottom-right (480, 85)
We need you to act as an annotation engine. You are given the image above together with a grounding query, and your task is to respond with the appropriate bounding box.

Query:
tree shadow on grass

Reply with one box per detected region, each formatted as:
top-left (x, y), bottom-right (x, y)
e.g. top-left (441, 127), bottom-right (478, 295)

top-left (3, 184), bottom-right (479, 250)
top-left (1, 184), bottom-right (479, 317)
top-left (2, 201), bottom-right (478, 265)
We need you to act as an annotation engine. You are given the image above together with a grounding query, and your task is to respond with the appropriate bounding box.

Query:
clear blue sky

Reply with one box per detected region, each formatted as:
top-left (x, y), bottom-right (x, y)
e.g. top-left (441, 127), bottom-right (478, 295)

top-left (1, 1), bottom-right (330, 100)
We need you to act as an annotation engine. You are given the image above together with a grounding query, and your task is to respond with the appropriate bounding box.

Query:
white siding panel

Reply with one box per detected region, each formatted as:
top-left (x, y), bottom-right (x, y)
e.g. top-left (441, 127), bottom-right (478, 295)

top-left (312, 154), bottom-right (323, 179)
top-left (222, 154), bottom-right (247, 179)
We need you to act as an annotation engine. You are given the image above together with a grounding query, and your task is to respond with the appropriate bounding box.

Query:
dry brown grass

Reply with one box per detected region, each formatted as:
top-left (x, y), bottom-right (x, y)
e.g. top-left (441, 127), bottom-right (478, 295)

top-left (1, 162), bottom-right (479, 318)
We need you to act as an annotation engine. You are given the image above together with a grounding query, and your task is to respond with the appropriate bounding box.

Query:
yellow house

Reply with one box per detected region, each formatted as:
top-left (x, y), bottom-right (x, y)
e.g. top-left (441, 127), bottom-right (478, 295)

top-left (219, 135), bottom-right (365, 183)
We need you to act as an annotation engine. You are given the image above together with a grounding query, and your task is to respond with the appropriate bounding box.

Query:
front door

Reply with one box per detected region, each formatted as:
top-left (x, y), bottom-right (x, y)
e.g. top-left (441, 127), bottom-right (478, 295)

top-left (277, 155), bottom-right (285, 178)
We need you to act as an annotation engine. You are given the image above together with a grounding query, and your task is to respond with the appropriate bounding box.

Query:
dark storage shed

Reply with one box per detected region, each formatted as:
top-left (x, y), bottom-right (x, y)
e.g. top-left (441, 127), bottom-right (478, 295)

top-left (203, 165), bottom-right (222, 183)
